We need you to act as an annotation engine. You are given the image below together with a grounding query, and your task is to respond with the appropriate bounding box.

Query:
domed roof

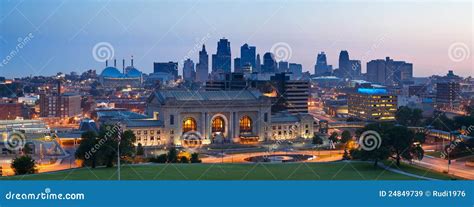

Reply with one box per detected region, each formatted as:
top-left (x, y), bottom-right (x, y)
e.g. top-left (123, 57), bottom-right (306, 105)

top-left (125, 66), bottom-right (142, 77)
top-left (101, 67), bottom-right (123, 78)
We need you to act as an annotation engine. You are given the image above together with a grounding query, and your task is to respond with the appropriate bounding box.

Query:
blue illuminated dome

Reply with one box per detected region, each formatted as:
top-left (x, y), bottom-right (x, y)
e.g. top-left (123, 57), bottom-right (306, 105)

top-left (101, 67), bottom-right (123, 78)
top-left (125, 66), bottom-right (142, 78)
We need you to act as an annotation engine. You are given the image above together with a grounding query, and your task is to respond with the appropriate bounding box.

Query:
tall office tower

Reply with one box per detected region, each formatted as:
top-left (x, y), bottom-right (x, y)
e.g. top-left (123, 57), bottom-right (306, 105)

top-left (255, 54), bottom-right (261, 72)
top-left (289, 63), bottom-right (303, 77)
top-left (240, 43), bottom-right (256, 69)
top-left (234, 58), bottom-right (242, 73)
top-left (366, 57), bottom-right (413, 86)
top-left (196, 45), bottom-right (209, 82)
top-left (153, 62), bottom-right (179, 79)
top-left (278, 61), bottom-right (289, 73)
top-left (338, 50), bottom-right (351, 79)
top-left (262, 52), bottom-right (277, 73)
top-left (183, 59), bottom-right (195, 82)
top-left (314, 52), bottom-right (331, 76)
top-left (350, 60), bottom-right (362, 79)
top-left (270, 73), bottom-right (309, 114)
top-left (436, 82), bottom-right (460, 110)
top-left (212, 38), bottom-right (231, 73)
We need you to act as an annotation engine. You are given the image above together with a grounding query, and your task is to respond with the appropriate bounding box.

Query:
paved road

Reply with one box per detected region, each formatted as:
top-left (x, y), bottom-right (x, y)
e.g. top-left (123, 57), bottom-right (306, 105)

top-left (201, 150), bottom-right (343, 163)
top-left (412, 155), bottom-right (474, 180)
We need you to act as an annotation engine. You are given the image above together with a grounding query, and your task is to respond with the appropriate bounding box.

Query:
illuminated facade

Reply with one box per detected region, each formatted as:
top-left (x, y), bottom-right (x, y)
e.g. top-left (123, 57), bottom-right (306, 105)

top-left (146, 89), bottom-right (273, 146)
top-left (348, 88), bottom-right (397, 121)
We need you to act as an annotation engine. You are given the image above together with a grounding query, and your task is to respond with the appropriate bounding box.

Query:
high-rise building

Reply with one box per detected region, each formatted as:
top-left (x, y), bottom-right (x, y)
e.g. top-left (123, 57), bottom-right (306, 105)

top-left (270, 73), bottom-right (309, 114)
top-left (240, 44), bottom-right (256, 69)
top-left (153, 62), bottom-right (178, 79)
top-left (212, 38), bottom-right (231, 73)
top-left (289, 63), bottom-right (303, 77)
top-left (234, 58), bottom-right (242, 73)
top-left (255, 54), bottom-right (261, 73)
top-left (366, 57), bottom-right (413, 86)
top-left (436, 82), bottom-right (460, 109)
top-left (348, 88), bottom-right (397, 121)
top-left (338, 50), bottom-right (351, 79)
top-left (350, 60), bottom-right (362, 79)
top-left (196, 45), bottom-right (209, 82)
top-left (278, 61), bottom-right (289, 73)
top-left (182, 59), bottom-right (195, 82)
top-left (314, 52), bottom-right (332, 76)
top-left (262, 52), bottom-right (277, 73)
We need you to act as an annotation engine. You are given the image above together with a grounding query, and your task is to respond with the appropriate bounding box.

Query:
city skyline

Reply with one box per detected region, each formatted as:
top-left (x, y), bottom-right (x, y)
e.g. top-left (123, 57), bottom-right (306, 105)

top-left (0, 0), bottom-right (472, 78)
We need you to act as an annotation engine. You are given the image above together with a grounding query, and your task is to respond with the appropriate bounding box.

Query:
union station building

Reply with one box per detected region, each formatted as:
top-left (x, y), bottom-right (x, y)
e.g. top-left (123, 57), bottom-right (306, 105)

top-left (125, 89), bottom-right (314, 147)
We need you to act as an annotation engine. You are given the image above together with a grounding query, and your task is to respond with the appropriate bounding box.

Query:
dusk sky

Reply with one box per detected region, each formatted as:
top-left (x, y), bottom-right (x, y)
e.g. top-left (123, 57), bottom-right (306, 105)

top-left (0, 0), bottom-right (472, 78)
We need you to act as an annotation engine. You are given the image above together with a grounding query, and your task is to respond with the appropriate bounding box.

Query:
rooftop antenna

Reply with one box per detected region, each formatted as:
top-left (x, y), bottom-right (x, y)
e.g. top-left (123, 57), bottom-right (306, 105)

top-left (131, 55), bottom-right (134, 67)
top-left (122, 58), bottom-right (125, 73)
top-left (114, 59), bottom-right (117, 67)
top-left (106, 60), bottom-right (108, 67)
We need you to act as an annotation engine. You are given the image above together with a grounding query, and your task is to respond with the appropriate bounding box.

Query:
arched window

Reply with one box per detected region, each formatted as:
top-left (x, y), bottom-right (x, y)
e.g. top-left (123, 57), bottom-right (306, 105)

top-left (212, 116), bottom-right (225, 133)
top-left (183, 117), bottom-right (197, 133)
top-left (239, 116), bottom-right (252, 133)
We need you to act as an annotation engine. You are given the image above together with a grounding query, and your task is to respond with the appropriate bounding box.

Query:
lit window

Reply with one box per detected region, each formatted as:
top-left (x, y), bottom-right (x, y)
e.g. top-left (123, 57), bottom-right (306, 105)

top-left (239, 115), bottom-right (252, 133)
top-left (183, 117), bottom-right (197, 133)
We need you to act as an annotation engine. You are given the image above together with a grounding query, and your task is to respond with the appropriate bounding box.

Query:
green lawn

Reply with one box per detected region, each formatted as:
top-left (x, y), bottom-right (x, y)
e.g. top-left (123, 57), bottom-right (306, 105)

top-left (1, 162), bottom-right (456, 180)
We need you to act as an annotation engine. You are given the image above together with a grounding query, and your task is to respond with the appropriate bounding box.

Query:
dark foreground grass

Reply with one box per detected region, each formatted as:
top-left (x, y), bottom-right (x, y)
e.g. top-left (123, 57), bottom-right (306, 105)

top-left (1, 162), bottom-right (456, 180)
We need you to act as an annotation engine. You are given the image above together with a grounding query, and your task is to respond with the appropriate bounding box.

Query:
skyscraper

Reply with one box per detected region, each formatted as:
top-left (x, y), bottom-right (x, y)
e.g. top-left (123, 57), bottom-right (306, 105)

top-left (196, 45), bottom-right (209, 82)
top-left (255, 54), bottom-right (261, 73)
top-left (278, 61), bottom-right (289, 73)
top-left (338, 50), bottom-right (350, 79)
top-left (366, 57), bottom-right (413, 86)
top-left (183, 58), bottom-right (195, 82)
top-left (262, 52), bottom-right (277, 73)
top-left (314, 52), bottom-right (331, 76)
top-left (240, 43), bottom-right (256, 69)
top-left (234, 58), bottom-right (242, 73)
top-left (153, 62), bottom-right (178, 79)
top-left (212, 38), bottom-right (231, 73)
top-left (289, 63), bottom-right (303, 77)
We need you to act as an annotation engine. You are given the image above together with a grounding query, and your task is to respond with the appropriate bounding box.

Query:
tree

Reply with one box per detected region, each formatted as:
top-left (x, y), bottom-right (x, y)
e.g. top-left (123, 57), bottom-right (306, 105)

top-left (351, 124), bottom-right (391, 167)
top-left (312, 134), bottom-right (323, 145)
top-left (167, 148), bottom-right (178, 163)
top-left (387, 125), bottom-right (417, 166)
top-left (11, 155), bottom-right (36, 175)
top-left (75, 131), bottom-right (99, 168)
top-left (190, 153), bottom-right (201, 163)
top-left (340, 130), bottom-right (352, 144)
top-left (328, 132), bottom-right (338, 143)
top-left (396, 106), bottom-right (412, 126)
top-left (136, 143), bottom-right (145, 156)
top-left (150, 154), bottom-right (167, 163)
top-left (179, 156), bottom-right (189, 163)
top-left (22, 143), bottom-right (34, 155)
top-left (396, 106), bottom-right (423, 126)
